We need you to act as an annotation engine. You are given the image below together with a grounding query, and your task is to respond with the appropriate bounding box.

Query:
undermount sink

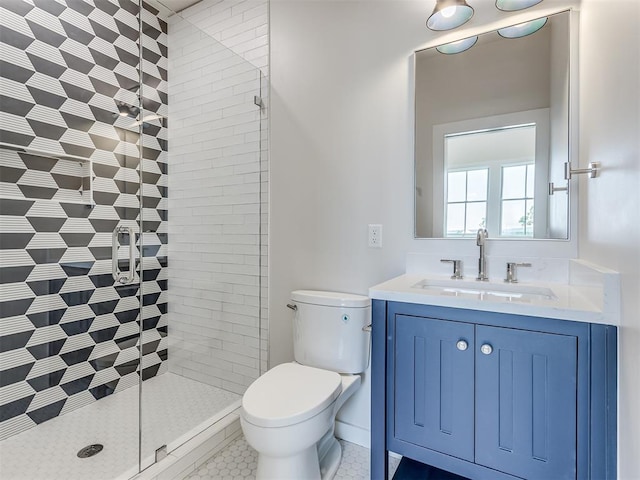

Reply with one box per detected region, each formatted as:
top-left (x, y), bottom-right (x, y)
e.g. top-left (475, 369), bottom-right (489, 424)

top-left (411, 278), bottom-right (558, 302)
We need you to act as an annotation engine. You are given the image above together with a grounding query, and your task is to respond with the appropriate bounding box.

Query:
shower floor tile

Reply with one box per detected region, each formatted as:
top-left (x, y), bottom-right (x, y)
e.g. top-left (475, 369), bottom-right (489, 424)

top-left (183, 436), bottom-right (401, 480)
top-left (0, 373), bottom-right (240, 480)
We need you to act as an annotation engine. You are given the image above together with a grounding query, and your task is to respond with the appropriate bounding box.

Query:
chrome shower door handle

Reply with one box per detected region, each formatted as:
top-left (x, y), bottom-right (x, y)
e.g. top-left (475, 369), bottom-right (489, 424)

top-left (125, 226), bottom-right (135, 283)
top-left (112, 226), bottom-right (135, 284)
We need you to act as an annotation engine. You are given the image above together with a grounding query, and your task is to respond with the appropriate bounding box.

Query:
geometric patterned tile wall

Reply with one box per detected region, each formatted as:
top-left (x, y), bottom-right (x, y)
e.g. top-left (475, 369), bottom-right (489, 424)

top-left (0, 0), bottom-right (168, 441)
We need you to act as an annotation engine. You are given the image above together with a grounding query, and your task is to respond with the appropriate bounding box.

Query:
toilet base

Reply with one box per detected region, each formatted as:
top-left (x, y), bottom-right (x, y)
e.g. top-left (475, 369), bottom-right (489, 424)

top-left (318, 434), bottom-right (342, 480)
top-left (256, 445), bottom-right (321, 480)
top-left (243, 366), bottom-right (362, 480)
top-left (254, 430), bottom-right (344, 480)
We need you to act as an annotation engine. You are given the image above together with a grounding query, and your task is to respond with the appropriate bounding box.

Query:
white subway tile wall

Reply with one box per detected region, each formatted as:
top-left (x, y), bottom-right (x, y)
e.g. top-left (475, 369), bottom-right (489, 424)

top-left (167, 0), bottom-right (269, 395)
top-left (177, 0), bottom-right (269, 74)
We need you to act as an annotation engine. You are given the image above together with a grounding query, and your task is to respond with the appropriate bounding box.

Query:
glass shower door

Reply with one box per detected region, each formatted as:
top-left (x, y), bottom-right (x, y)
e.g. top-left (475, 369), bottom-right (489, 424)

top-left (0, 0), bottom-right (145, 478)
top-left (137, 5), bottom-right (266, 470)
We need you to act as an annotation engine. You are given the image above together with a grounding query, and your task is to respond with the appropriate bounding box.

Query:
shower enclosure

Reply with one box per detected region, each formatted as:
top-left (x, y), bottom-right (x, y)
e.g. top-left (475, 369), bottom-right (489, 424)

top-left (0, 0), bottom-right (267, 478)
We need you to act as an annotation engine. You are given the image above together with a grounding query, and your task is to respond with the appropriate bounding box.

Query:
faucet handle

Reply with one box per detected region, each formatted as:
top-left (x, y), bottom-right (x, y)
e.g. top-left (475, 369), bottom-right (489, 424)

top-left (504, 262), bottom-right (531, 283)
top-left (441, 259), bottom-right (463, 279)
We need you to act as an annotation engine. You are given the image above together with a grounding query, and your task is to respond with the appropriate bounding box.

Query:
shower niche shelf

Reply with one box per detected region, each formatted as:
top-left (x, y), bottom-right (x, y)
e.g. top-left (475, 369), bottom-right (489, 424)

top-left (0, 142), bottom-right (93, 206)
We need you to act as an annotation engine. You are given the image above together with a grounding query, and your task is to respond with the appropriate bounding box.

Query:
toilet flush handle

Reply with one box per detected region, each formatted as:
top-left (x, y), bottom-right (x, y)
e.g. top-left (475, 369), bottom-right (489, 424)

top-left (362, 324), bottom-right (372, 332)
top-left (286, 303), bottom-right (297, 311)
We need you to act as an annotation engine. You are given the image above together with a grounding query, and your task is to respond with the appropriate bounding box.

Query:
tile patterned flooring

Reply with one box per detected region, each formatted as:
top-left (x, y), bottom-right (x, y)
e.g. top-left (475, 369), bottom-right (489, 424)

top-left (0, 373), bottom-right (239, 480)
top-left (184, 436), bottom-right (400, 480)
top-left (2, 370), bottom-right (398, 480)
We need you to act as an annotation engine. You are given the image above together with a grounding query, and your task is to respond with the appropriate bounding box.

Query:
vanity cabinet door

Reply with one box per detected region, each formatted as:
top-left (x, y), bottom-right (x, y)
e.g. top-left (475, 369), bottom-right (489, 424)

top-left (475, 325), bottom-right (578, 480)
top-left (394, 315), bottom-right (475, 462)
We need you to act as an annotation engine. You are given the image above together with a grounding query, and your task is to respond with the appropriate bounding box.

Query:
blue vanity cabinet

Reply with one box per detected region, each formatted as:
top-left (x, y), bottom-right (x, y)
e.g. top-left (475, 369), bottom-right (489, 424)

top-left (474, 325), bottom-right (577, 479)
top-left (370, 300), bottom-right (617, 480)
top-left (395, 315), bottom-right (475, 462)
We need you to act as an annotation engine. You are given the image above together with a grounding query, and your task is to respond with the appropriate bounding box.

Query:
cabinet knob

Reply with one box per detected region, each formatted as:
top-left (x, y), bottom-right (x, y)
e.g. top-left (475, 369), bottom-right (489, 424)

top-left (480, 343), bottom-right (493, 355)
top-left (456, 340), bottom-right (468, 351)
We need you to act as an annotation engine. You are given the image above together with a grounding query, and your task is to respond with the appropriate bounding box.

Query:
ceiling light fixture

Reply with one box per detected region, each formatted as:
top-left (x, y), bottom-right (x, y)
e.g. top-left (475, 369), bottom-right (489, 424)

top-left (436, 36), bottom-right (478, 54)
top-left (427, 0), bottom-right (474, 31)
top-left (495, 0), bottom-right (543, 12)
top-left (498, 17), bottom-right (547, 38)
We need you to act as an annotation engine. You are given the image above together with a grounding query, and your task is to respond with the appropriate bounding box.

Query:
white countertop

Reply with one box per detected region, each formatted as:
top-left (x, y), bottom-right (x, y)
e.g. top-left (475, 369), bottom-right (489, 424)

top-left (369, 273), bottom-right (619, 326)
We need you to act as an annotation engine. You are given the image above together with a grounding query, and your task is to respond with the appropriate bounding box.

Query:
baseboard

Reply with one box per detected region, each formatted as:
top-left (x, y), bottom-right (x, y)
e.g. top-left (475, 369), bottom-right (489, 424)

top-left (335, 420), bottom-right (370, 449)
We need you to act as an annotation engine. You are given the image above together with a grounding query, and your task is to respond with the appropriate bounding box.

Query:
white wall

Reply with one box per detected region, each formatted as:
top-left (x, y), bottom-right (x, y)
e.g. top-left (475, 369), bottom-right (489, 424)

top-left (270, 0), bottom-right (639, 472)
top-left (270, 0), bottom-right (420, 436)
top-left (577, 1), bottom-right (640, 478)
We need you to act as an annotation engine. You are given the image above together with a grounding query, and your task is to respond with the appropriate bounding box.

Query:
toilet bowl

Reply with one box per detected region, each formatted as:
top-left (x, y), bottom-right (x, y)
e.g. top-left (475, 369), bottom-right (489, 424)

top-left (240, 290), bottom-right (371, 480)
top-left (241, 363), bottom-right (362, 480)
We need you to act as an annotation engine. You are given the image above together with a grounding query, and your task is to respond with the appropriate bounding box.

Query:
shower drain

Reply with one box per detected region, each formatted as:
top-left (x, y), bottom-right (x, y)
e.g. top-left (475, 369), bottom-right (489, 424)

top-left (77, 444), bottom-right (104, 458)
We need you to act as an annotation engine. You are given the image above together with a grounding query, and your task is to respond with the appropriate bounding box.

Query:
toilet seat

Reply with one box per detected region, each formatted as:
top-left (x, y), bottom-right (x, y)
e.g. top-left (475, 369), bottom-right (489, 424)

top-left (242, 363), bottom-right (342, 428)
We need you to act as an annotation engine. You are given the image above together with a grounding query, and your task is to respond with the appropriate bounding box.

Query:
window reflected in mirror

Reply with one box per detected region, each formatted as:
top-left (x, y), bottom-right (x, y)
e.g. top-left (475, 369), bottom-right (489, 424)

top-left (443, 124), bottom-right (538, 238)
top-left (414, 10), bottom-right (572, 240)
top-left (445, 168), bottom-right (487, 237)
top-left (501, 163), bottom-right (535, 237)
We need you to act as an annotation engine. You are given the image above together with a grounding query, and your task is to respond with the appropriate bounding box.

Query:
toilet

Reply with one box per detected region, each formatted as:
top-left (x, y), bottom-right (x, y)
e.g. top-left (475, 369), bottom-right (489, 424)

top-left (240, 290), bottom-right (371, 480)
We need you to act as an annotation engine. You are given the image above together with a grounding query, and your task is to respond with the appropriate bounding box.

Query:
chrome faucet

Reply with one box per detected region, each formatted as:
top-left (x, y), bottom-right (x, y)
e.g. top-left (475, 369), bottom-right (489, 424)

top-left (476, 228), bottom-right (489, 281)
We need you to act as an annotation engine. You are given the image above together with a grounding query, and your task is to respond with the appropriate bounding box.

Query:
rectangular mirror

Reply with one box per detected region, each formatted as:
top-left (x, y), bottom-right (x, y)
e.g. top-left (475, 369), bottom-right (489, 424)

top-left (415, 11), bottom-right (572, 239)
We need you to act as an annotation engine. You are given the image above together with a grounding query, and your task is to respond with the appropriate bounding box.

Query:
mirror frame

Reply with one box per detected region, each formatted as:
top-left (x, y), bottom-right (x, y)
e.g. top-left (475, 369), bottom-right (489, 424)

top-left (413, 8), bottom-right (579, 246)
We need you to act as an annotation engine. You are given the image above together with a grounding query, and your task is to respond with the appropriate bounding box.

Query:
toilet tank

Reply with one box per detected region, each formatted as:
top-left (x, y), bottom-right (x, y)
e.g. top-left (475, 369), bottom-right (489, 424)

top-left (290, 290), bottom-right (371, 374)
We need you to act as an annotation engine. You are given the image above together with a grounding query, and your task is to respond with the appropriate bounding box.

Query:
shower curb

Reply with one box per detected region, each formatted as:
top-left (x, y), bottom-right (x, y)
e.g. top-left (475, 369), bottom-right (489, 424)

top-left (128, 406), bottom-right (242, 480)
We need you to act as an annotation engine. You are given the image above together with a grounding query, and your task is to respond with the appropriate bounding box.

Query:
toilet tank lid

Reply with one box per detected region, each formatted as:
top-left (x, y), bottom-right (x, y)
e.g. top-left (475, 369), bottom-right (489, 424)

top-left (291, 290), bottom-right (370, 308)
top-left (242, 363), bottom-right (342, 428)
